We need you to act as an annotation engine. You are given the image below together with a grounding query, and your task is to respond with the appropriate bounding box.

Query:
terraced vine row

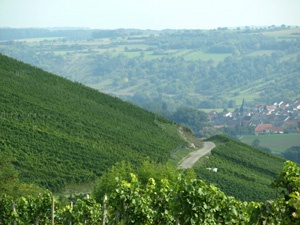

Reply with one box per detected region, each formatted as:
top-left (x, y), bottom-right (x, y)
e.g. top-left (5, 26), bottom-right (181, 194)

top-left (0, 161), bottom-right (299, 224)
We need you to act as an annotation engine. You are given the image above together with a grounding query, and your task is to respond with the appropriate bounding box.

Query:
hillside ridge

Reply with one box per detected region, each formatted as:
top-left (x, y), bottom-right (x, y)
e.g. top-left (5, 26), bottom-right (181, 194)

top-left (0, 53), bottom-right (184, 191)
top-left (194, 135), bottom-right (285, 201)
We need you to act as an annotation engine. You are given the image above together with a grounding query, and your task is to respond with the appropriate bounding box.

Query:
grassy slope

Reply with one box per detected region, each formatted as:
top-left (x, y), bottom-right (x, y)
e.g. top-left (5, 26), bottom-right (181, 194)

top-left (0, 54), bottom-right (184, 191)
top-left (193, 135), bottom-right (285, 202)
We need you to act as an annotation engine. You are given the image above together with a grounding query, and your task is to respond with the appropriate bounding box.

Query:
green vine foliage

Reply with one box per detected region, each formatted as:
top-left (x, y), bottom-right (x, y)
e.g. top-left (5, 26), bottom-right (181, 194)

top-left (0, 161), bottom-right (299, 224)
top-left (249, 160), bottom-right (300, 224)
top-left (57, 195), bottom-right (102, 224)
top-left (173, 178), bottom-right (250, 224)
top-left (0, 191), bottom-right (54, 225)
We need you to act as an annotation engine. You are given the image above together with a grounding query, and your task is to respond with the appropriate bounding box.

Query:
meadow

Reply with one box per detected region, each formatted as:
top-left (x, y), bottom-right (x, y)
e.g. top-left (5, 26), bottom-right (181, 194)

top-left (240, 133), bottom-right (300, 153)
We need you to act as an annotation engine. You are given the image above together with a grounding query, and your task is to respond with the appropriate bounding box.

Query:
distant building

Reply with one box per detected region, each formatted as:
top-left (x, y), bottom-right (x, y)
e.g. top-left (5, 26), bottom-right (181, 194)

top-left (255, 124), bottom-right (273, 134)
top-left (266, 105), bottom-right (276, 113)
top-left (272, 127), bottom-right (284, 134)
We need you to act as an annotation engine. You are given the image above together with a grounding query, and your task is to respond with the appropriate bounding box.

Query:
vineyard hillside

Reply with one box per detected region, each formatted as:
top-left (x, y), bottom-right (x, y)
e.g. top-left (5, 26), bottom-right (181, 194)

top-left (0, 53), bottom-right (184, 191)
top-left (194, 135), bottom-right (286, 202)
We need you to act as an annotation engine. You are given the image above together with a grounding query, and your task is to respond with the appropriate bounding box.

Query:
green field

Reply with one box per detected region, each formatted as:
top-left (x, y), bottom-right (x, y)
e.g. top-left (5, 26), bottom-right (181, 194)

top-left (240, 133), bottom-right (300, 153)
top-left (262, 28), bottom-right (300, 39)
top-left (184, 51), bottom-right (231, 62)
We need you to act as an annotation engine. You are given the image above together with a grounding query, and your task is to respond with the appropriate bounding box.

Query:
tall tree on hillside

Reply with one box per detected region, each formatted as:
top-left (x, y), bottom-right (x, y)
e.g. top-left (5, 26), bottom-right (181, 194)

top-left (0, 153), bottom-right (43, 197)
top-left (170, 107), bottom-right (208, 135)
top-left (240, 98), bottom-right (245, 116)
top-left (282, 146), bottom-right (300, 164)
top-left (0, 154), bottom-right (19, 194)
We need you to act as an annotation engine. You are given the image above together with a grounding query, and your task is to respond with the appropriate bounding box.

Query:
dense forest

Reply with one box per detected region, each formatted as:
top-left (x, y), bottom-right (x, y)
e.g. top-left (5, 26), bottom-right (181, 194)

top-left (0, 26), bottom-right (299, 114)
top-left (0, 53), bottom-right (184, 191)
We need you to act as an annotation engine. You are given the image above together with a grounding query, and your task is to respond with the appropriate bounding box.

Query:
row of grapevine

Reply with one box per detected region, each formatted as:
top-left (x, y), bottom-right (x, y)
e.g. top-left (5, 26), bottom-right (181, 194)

top-left (1, 161), bottom-right (299, 224)
top-left (195, 135), bottom-right (286, 202)
top-left (0, 192), bottom-right (104, 225)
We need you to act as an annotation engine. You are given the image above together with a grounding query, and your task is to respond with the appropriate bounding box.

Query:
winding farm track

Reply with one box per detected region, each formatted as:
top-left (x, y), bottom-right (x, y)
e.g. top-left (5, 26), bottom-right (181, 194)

top-left (178, 141), bottom-right (216, 169)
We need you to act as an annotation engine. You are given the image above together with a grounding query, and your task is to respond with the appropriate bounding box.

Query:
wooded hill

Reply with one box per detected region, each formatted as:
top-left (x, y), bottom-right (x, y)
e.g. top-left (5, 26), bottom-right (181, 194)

top-left (0, 26), bottom-right (299, 112)
top-left (0, 54), bottom-right (184, 191)
top-left (194, 135), bottom-right (286, 202)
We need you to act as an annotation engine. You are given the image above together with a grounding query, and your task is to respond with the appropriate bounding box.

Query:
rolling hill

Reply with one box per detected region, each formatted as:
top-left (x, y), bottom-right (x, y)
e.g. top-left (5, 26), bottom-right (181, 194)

top-left (0, 53), bottom-right (184, 191)
top-left (0, 27), bottom-right (299, 112)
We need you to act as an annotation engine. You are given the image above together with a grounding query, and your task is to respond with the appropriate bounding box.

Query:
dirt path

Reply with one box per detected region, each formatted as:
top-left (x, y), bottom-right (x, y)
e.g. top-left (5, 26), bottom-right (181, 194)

top-left (178, 141), bottom-right (216, 169)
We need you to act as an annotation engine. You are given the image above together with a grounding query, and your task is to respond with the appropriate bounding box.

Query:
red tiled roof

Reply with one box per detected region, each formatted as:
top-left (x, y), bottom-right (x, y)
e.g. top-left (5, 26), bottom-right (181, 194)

top-left (255, 124), bottom-right (273, 132)
top-left (266, 106), bottom-right (275, 110)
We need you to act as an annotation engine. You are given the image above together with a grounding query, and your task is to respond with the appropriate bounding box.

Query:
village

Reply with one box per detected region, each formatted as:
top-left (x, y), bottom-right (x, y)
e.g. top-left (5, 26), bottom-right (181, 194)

top-left (208, 99), bottom-right (300, 135)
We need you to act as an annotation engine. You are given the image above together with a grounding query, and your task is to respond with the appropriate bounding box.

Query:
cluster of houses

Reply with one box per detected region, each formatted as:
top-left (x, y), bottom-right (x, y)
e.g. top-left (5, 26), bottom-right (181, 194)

top-left (208, 99), bottom-right (300, 134)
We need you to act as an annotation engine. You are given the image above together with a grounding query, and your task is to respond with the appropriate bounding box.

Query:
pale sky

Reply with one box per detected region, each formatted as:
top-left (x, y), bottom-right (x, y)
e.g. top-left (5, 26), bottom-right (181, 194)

top-left (1, 0), bottom-right (300, 30)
